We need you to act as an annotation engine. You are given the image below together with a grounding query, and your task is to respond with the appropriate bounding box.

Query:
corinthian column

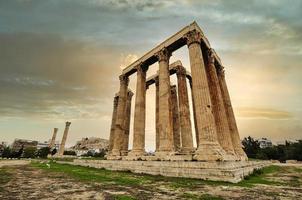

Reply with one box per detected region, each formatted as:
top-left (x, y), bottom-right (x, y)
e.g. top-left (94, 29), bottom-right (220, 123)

top-left (109, 95), bottom-right (119, 152)
top-left (206, 49), bottom-right (236, 160)
top-left (121, 90), bottom-right (133, 155)
top-left (58, 122), bottom-right (71, 156)
top-left (49, 128), bottom-right (58, 149)
top-left (111, 75), bottom-right (129, 156)
top-left (129, 65), bottom-right (147, 157)
top-left (176, 67), bottom-right (194, 153)
top-left (155, 77), bottom-right (160, 150)
top-left (170, 85), bottom-right (181, 151)
top-left (156, 48), bottom-right (175, 155)
top-left (217, 67), bottom-right (248, 161)
top-left (185, 30), bottom-right (226, 161)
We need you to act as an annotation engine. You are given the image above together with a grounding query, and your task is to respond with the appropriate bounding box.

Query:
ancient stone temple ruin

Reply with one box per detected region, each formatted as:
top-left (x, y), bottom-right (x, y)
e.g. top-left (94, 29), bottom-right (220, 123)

top-left (74, 22), bottom-right (268, 183)
top-left (108, 22), bottom-right (247, 161)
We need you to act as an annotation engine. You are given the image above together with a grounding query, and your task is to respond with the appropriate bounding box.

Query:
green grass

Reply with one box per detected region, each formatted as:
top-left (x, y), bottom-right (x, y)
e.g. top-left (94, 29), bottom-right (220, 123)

top-left (31, 162), bottom-right (288, 190)
top-left (0, 168), bottom-right (12, 192)
top-left (293, 167), bottom-right (302, 173)
top-left (235, 165), bottom-right (284, 187)
top-left (114, 194), bottom-right (136, 200)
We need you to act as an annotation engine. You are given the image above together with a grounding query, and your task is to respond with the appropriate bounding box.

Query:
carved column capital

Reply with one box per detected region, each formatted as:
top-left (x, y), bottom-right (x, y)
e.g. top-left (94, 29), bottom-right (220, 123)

top-left (135, 64), bottom-right (147, 78)
top-left (54, 128), bottom-right (58, 132)
top-left (184, 30), bottom-right (202, 47)
top-left (207, 48), bottom-right (215, 65)
top-left (65, 121), bottom-right (71, 127)
top-left (119, 74), bottom-right (129, 86)
top-left (156, 48), bottom-right (171, 62)
top-left (176, 66), bottom-right (186, 77)
top-left (217, 65), bottom-right (225, 77)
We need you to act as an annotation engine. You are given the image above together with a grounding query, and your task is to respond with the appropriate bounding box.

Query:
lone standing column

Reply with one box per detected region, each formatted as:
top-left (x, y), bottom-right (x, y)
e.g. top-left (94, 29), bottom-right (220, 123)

top-left (206, 49), bottom-right (236, 160)
top-left (109, 95), bottom-right (119, 153)
top-left (176, 67), bottom-right (194, 153)
top-left (217, 67), bottom-right (248, 161)
top-left (155, 77), bottom-right (160, 150)
top-left (129, 65), bottom-right (147, 157)
top-left (58, 122), bottom-right (71, 156)
top-left (49, 128), bottom-right (58, 149)
top-left (171, 85), bottom-right (181, 151)
top-left (121, 90), bottom-right (133, 155)
top-left (156, 48), bottom-right (175, 156)
top-left (185, 30), bottom-right (225, 161)
top-left (111, 75), bottom-right (129, 157)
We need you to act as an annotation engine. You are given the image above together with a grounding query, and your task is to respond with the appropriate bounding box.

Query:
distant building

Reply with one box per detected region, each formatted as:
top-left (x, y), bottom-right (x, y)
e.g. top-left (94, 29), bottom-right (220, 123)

top-left (11, 139), bottom-right (38, 151)
top-left (37, 140), bottom-right (59, 150)
top-left (71, 137), bottom-right (109, 156)
top-left (276, 139), bottom-right (299, 146)
top-left (258, 138), bottom-right (273, 148)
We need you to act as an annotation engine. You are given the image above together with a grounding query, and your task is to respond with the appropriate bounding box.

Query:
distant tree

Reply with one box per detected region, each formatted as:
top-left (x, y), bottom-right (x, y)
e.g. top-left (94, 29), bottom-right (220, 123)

top-left (242, 136), bottom-right (260, 158)
top-left (2, 147), bottom-right (11, 158)
top-left (23, 147), bottom-right (37, 158)
top-left (37, 147), bottom-right (50, 158)
top-left (63, 150), bottom-right (76, 156)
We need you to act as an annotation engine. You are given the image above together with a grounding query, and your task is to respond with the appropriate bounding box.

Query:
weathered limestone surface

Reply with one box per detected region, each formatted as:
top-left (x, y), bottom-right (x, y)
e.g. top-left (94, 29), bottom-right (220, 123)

top-left (109, 95), bottom-right (119, 152)
top-left (170, 85), bottom-right (181, 151)
top-left (176, 66), bottom-right (194, 153)
top-left (49, 128), bottom-right (58, 149)
top-left (217, 68), bottom-right (248, 161)
top-left (156, 48), bottom-right (175, 155)
top-left (128, 65), bottom-right (147, 157)
top-left (186, 30), bottom-right (226, 161)
top-left (155, 77), bottom-right (160, 150)
top-left (121, 91), bottom-right (133, 155)
top-left (69, 159), bottom-right (271, 183)
top-left (58, 122), bottom-right (71, 156)
top-left (206, 49), bottom-right (236, 160)
top-left (111, 75), bottom-right (129, 157)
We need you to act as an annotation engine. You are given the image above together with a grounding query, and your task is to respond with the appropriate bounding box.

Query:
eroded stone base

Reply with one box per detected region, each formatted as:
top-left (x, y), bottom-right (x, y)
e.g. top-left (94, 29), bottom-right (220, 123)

top-left (65, 159), bottom-right (271, 183)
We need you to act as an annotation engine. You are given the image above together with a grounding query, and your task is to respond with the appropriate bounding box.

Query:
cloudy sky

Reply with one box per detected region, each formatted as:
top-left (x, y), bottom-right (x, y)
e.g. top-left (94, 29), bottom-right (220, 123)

top-left (0, 0), bottom-right (301, 149)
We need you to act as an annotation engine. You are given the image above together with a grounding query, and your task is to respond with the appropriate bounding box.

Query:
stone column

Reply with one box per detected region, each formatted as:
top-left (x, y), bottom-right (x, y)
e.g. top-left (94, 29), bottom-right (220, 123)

top-left (217, 67), bottom-right (248, 161)
top-left (171, 85), bottom-right (181, 151)
top-left (185, 30), bottom-right (225, 161)
top-left (189, 80), bottom-right (199, 147)
top-left (111, 75), bottom-right (129, 156)
top-left (49, 128), bottom-right (58, 149)
top-left (176, 67), bottom-right (194, 153)
top-left (128, 65), bottom-right (147, 157)
top-left (155, 77), bottom-right (160, 150)
top-left (58, 122), bottom-right (71, 156)
top-left (156, 48), bottom-right (175, 155)
top-left (206, 49), bottom-right (236, 160)
top-left (121, 90), bottom-right (133, 155)
top-left (109, 95), bottom-right (119, 153)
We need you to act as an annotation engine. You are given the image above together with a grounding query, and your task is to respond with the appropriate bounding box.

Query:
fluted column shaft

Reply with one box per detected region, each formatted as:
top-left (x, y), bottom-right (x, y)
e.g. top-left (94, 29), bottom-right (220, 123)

top-left (121, 91), bottom-right (133, 155)
top-left (206, 49), bottom-right (235, 158)
top-left (218, 68), bottom-right (248, 160)
top-left (58, 122), bottom-right (71, 156)
top-left (186, 30), bottom-right (225, 161)
top-left (109, 95), bottom-right (119, 152)
top-left (177, 67), bottom-right (194, 153)
top-left (189, 80), bottom-right (199, 146)
top-left (111, 75), bottom-right (129, 156)
top-left (171, 85), bottom-right (181, 151)
top-left (156, 48), bottom-right (174, 153)
top-left (155, 77), bottom-right (160, 150)
top-left (129, 65), bottom-right (147, 156)
top-left (49, 128), bottom-right (58, 149)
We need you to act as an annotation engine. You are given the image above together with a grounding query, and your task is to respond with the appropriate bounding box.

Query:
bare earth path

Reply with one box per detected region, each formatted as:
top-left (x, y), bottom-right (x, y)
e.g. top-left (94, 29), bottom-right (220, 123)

top-left (0, 161), bottom-right (302, 200)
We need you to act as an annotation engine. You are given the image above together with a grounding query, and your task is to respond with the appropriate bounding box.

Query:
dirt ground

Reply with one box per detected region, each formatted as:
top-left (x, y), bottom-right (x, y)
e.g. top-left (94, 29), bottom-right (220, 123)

top-left (0, 161), bottom-right (302, 200)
